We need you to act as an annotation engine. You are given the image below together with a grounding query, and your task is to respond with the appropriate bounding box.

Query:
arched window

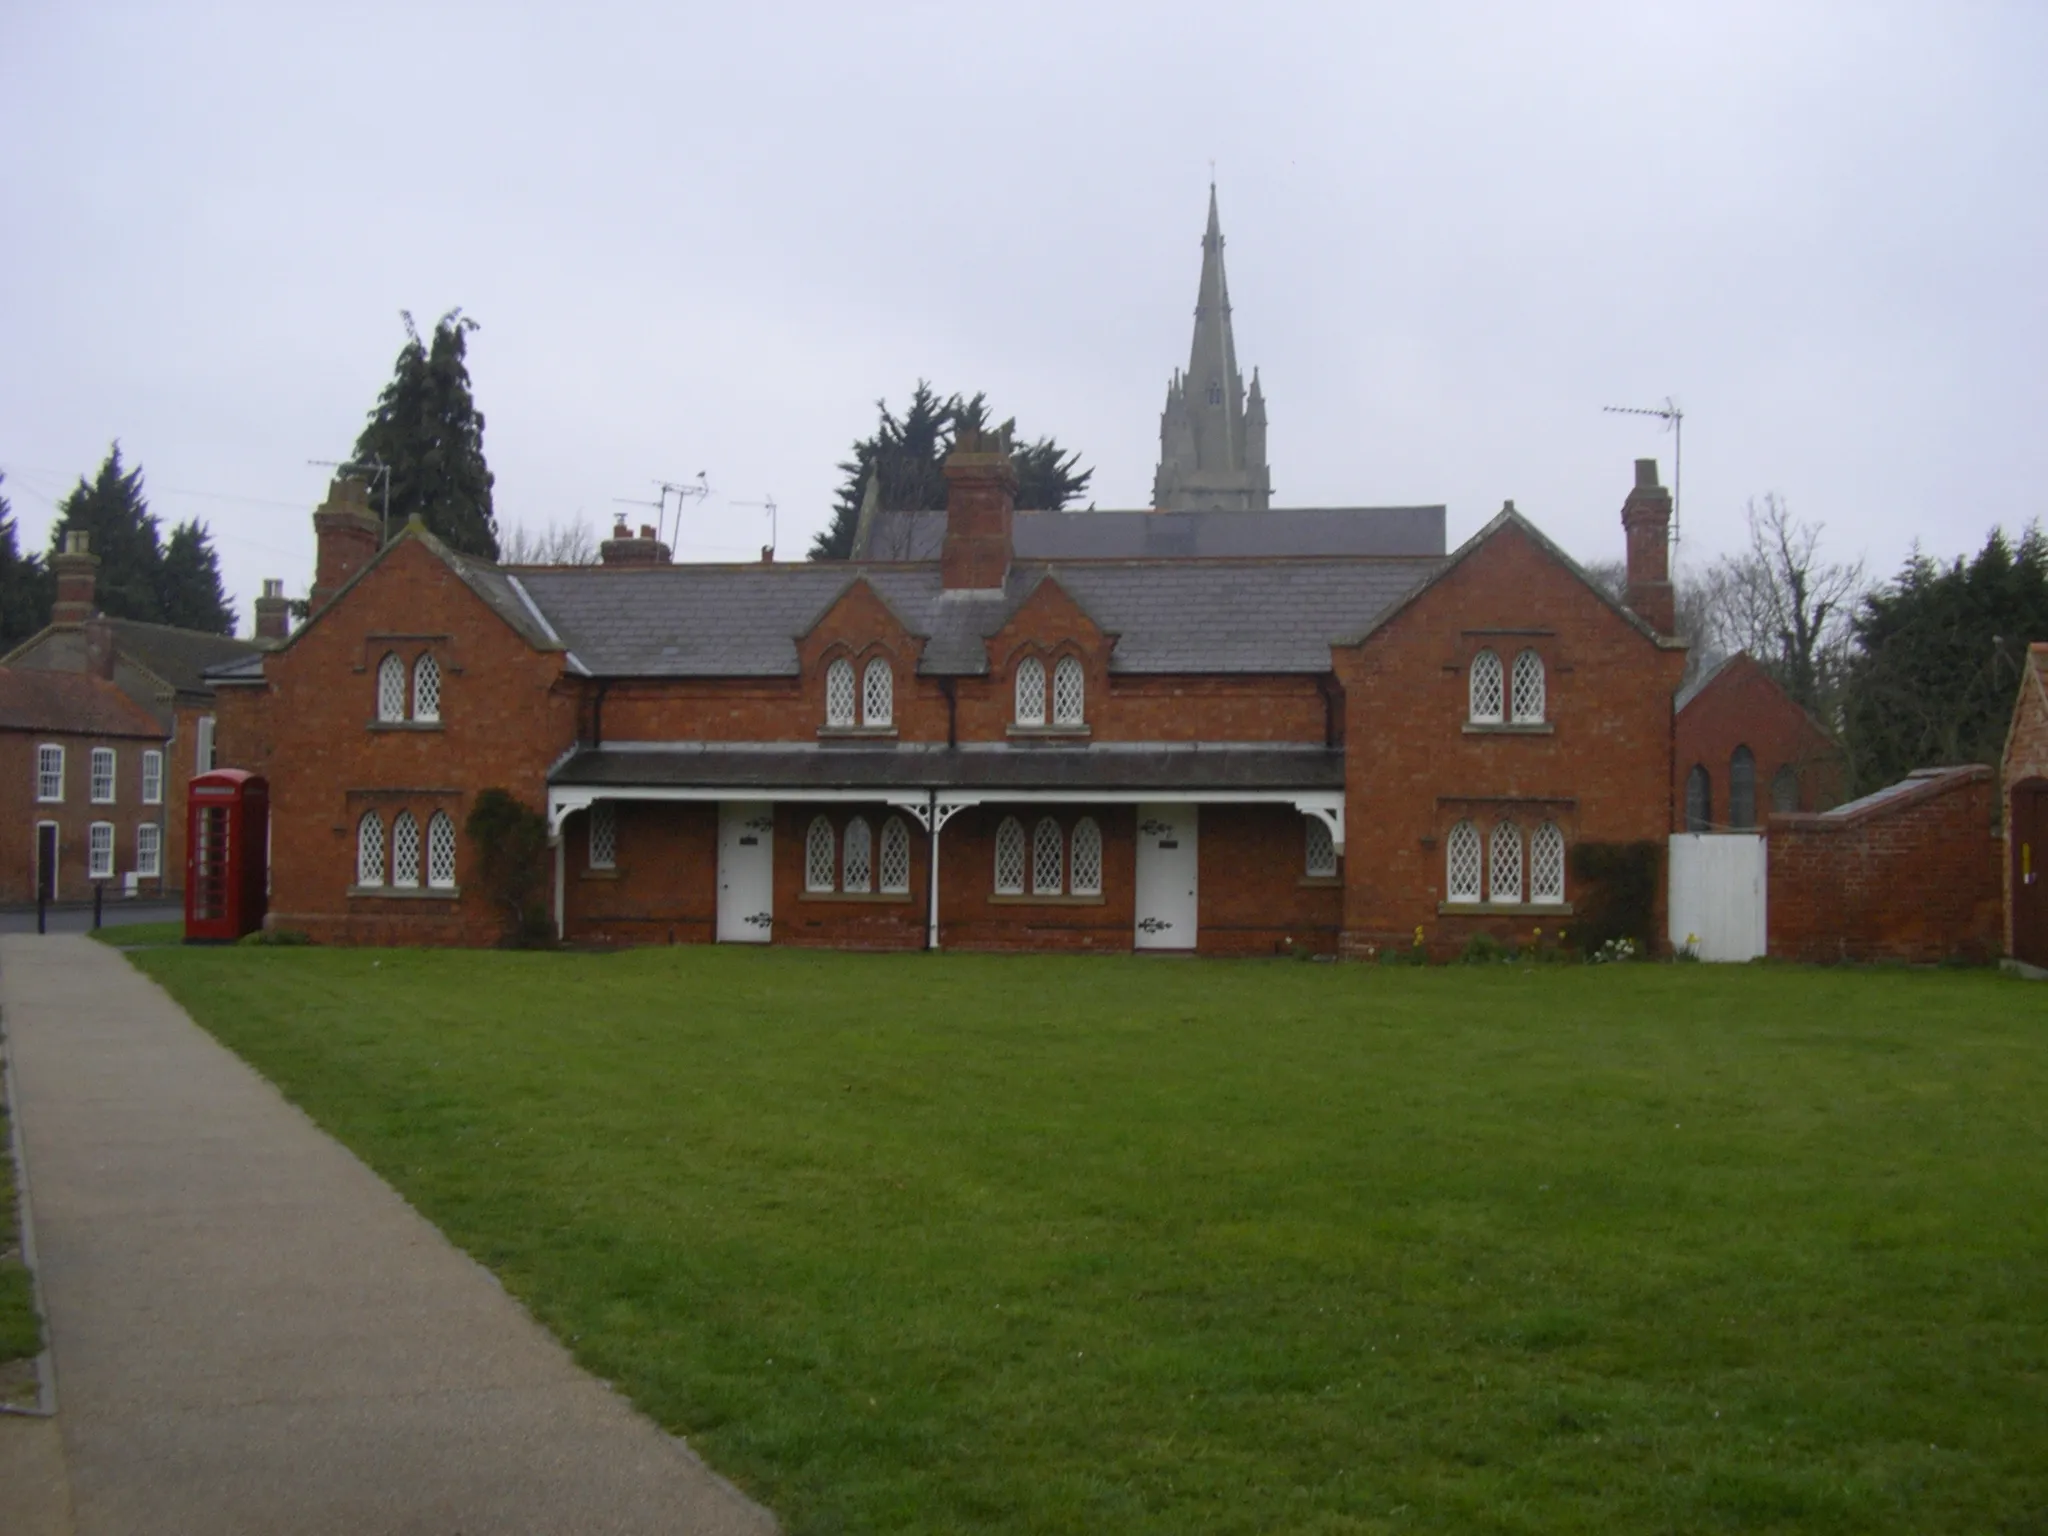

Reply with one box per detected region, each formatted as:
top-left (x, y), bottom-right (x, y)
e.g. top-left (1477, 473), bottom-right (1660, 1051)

top-left (1207, 378), bottom-right (1223, 406)
top-left (994, 816), bottom-right (1026, 894)
top-left (842, 815), bottom-right (873, 893)
top-left (1511, 649), bottom-right (1545, 723)
top-left (1032, 817), bottom-right (1064, 895)
top-left (1445, 820), bottom-right (1482, 902)
top-left (1771, 765), bottom-right (1801, 814)
top-left (825, 658), bottom-right (857, 728)
top-left (588, 802), bottom-right (617, 870)
top-left (390, 810), bottom-right (421, 887)
top-left (1490, 822), bottom-right (1523, 904)
top-left (1729, 746), bottom-right (1757, 830)
top-left (1053, 656), bottom-right (1085, 726)
top-left (413, 652), bottom-right (441, 722)
top-left (805, 815), bottom-right (837, 892)
top-left (1305, 816), bottom-right (1337, 878)
top-left (862, 657), bottom-right (892, 728)
top-left (1530, 822), bottom-right (1566, 903)
top-left (878, 817), bottom-right (911, 894)
top-left (1468, 649), bottom-right (1504, 724)
top-left (1071, 817), bottom-right (1103, 895)
top-left (1685, 764), bottom-right (1712, 832)
top-left (1014, 655), bottom-right (1046, 726)
top-left (426, 812), bottom-right (457, 888)
top-left (356, 809), bottom-right (386, 886)
top-left (376, 653), bottom-right (407, 722)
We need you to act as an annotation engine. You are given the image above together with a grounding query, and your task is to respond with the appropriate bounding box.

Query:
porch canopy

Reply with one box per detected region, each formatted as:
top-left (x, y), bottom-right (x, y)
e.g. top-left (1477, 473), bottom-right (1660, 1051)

top-left (547, 742), bottom-right (1345, 845)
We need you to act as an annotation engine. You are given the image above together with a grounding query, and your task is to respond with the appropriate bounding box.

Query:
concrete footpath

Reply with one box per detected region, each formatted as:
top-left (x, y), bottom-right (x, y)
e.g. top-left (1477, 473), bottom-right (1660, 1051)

top-left (0, 936), bottom-right (778, 1535)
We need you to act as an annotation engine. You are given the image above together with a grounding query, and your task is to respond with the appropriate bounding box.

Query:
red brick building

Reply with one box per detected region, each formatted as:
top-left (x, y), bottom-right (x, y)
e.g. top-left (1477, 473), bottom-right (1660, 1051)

top-left (2002, 643), bottom-right (2048, 968)
top-left (212, 447), bottom-right (1689, 955)
top-left (1673, 651), bottom-right (1843, 831)
top-left (0, 531), bottom-right (271, 901)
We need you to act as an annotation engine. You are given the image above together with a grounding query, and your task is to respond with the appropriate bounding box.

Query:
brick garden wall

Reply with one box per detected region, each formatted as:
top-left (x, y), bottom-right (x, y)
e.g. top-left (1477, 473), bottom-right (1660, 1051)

top-left (1768, 767), bottom-right (2001, 964)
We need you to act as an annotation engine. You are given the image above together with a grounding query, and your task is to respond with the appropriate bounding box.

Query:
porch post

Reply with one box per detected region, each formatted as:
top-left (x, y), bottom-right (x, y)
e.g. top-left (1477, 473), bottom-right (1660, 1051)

top-left (552, 837), bottom-right (565, 941)
top-left (926, 790), bottom-right (941, 952)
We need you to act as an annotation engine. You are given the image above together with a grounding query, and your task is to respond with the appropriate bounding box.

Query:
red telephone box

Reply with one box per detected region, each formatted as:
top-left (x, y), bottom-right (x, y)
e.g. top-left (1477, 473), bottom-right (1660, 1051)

top-left (185, 769), bottom-right (268, 942)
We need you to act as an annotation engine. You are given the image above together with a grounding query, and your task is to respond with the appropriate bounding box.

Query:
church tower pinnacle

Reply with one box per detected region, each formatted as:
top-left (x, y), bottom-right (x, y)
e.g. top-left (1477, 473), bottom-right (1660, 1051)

top-left (1152, 185), bottom-right (1272, 511)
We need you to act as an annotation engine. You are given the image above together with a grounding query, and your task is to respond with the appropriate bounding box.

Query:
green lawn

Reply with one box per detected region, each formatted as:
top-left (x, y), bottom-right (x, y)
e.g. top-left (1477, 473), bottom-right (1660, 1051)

top-left (0, 1099), bottom-right (41, 1373)
top-left (88, 919), bottom-right (184, 947)
top-left (131, 946), bottom-right (2048, 1534)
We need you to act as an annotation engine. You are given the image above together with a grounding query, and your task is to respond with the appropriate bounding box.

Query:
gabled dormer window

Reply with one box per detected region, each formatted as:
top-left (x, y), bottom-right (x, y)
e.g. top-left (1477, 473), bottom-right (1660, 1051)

top-left (1014, 656), bottom-right (1045, 726)
top-left (1052, 656), bottom-right (1085, 726)
top-left (825, 658), bottom-right (856, 728)
top-left (862, 658), bottom-right (893, 727)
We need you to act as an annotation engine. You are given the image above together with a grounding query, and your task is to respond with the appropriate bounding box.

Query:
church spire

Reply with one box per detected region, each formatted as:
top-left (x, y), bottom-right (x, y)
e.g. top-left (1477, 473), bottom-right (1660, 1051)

top-left (1152, 184), bottom-right (1271, 511)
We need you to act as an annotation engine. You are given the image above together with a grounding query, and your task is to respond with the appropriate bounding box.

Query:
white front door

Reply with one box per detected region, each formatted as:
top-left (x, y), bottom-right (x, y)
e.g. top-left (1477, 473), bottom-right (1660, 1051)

top-left (1135, 802), bottom-right (1198, 950)
top-left (717, 801), bottom-right (775, 943)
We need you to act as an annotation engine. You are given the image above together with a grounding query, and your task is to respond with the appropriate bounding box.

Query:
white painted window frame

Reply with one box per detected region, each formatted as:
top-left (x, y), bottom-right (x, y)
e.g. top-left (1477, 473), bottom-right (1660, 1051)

top-left (141, 749), bottom-right (163, 805)
top-left (36, 743), bottom-right (64, 803)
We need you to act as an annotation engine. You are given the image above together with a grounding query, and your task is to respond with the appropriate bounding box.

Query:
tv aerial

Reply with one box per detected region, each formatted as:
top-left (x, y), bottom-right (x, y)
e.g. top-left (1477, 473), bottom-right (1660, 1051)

top-left (730, 496), bottom-right (779, 561)
top-left (612, 473), bottom-right (711, 547)
top-left (1601, 398), bottom-right (1683, 548)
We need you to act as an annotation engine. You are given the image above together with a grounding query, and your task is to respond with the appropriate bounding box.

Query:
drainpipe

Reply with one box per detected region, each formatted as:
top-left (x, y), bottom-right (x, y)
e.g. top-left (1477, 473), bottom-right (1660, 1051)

top-left (926, 790), bottom-right (941, 951)
top-left (941, 676), bottom-right (957, 747)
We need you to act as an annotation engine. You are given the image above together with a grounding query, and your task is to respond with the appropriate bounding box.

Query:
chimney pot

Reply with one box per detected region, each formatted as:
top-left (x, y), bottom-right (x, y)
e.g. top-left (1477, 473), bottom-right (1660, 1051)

top-left (254, 576), bottom-right (291, 642)
top-left (640, 524), bottom-right (656, 540)
top-left (51, 528), bottom-right (101, 626)
top-left (1635, 458), bottom-right (1659, 489)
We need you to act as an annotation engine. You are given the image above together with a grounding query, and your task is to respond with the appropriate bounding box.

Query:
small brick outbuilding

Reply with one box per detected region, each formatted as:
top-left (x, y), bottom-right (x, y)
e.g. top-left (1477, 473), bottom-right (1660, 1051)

top-left (1673, 652), bottom-right (1842, 831)
top-left (1768, 765), bottom-right (2001, 965)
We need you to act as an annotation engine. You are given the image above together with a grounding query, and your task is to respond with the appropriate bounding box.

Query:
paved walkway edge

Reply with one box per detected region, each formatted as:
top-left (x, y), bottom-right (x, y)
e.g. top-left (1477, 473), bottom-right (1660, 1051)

top-left (1, 1003), bottom-right (57, 1418)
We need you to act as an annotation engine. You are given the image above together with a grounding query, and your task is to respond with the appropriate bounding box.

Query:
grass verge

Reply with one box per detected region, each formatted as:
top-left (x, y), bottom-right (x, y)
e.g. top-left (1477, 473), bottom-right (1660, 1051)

top-left (87, 920), bottom-right (184, 947)
top-left (131, 946), bottom-right (2048, 1534)
top-left (0, 1099), bottom-right (42, 1379)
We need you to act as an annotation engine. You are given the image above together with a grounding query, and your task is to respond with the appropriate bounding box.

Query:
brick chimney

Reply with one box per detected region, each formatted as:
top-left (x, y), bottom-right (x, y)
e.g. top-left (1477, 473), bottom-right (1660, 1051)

top-left (941, 426), bottom-right (1017, 591)
top-left (84, 615), bottom-right (117, 679)
top-left (310, 476), bottom-right (382, 614)
top-left (254, 578), bottom-right (291, 642)
top-left (1621, 458), bottom-right (1675, 635)
top-left (599, 519), bottom-right (672, 566)
top-left (51, 529), bottom-right (99, 627)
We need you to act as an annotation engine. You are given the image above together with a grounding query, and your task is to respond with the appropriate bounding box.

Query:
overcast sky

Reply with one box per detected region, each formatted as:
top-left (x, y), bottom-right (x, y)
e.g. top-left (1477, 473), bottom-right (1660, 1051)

top-left (3, 2), bottom-right (2043, 631)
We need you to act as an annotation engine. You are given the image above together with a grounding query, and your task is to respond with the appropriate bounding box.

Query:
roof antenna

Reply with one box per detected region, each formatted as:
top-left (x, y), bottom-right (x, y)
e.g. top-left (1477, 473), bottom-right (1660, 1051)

top-left (652, 473), bottom-right (711, 548)
top-left (730, 495), bottom-right (779, 561)
top-left (1601, 399), bottom-right (1683, 550)
top-left (308, 458), bottom-right (391, 541)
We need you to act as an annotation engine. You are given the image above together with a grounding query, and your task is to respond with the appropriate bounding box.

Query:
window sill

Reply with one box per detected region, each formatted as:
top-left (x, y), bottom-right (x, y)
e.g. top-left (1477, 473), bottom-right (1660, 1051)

top-left (1006, 724), bottom-right (1091, 741)
top-left (90, 798), bottom-right (116, 807)
top-left (990, 892), bottom-right (1105, 906)
top-left (580, 868), bottom-right (620, 881)
top-left (799, 890), bottom-right (914, 904)
top-left (1437, 900), bottom-right (1573, 916)
top-left (1299, 875), bottom-right (1342, 888)
top-left (348, 884), bottom-right (463, 900)
top-left (368, 720), bottom-right (446, 733)
top-left (1462, 722), bottom-right (1554, 736)
top-left (817, 726), bottom-right (898, 742)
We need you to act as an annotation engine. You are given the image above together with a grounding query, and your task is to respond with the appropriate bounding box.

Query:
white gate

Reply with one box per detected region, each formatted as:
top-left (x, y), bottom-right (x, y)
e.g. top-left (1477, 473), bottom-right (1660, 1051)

top-left (1135, 803), bottom-right (1198, 950)
top-left (1667, 833), bottom-right (1766, 961)
top-left (717, 801), bottom-right (775, 943)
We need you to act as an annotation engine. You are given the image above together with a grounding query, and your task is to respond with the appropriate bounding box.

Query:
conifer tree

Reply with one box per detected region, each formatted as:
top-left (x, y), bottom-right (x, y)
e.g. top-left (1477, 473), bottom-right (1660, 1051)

top-left (810, 383), bottom-right (1091, 559)
top-left (159, 520), bottom-right (236, 634)
top-left (352, 310), bottom-right (500, 559)
top-left (50, 445), bottom-right (166, 623)
top-left (0, 473), bottom-right (51, 648)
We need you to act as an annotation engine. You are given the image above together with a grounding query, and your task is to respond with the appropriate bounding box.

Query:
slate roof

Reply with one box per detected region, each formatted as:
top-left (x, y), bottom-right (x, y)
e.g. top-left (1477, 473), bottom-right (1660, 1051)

top-left (515, 556), bottom-right (1440, 679)
top-left (0, 669), bottom-right (166, 737)
top-left (552, 742), bottom-right (1344, 792)
top-left (858, 505), bottom-right (1446, 562)
top-left (97, 619), bottom-right (264, 696)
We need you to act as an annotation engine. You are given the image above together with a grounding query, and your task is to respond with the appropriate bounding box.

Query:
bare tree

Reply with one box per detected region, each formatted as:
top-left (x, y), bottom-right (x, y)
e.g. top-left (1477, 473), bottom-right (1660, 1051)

top-left (498, 516), bottom-right (599, 567)
top-left (1580, 558), bottom-right (1717, 688)
top-left (1697, 495), bottom-right (1864, 715)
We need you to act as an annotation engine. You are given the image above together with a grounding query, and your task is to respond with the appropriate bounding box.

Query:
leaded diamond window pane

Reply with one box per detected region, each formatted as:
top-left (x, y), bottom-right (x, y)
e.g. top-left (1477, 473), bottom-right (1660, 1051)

top-left (1014, 656), bottom-right (1045, 725)
top-left (879, 817), bottom-right (911, 894)
top-left (862, 658), bottom-right (892, 727)
top-left (825, 659), bottom-right (856, 727)
top-left (1446, 819), bottom-right (1481, 901)
top-left (1490, 822), bottom-right (1523, 904)
top-left (357, 810), bottom-right (386, 886)
top-left (1468, 650), bottom-right (1503, 724)
top-left (1053, 656), bottom-right (1084, 725)
top-left (1530, 822), bottom-right (1566, 903)
top-left (136, 822), bottom-right (161, 878)
top-left (1070, 817), bottom-right (1102, 895)
top-left (1511, 648), bottom-right (1545, 723)
top-left (806, 815), bottom-right (837, 892)
top-left (843, 815), bottom-right (873, 893)
top-left (1305, 816), bottom-right (1337, 878)
top-left (414, 652), bottom-right (442, 722)
top-left (589, 802), bottom-right (617, 869)
top-left (427, 811), bottom-right (457, 888)
top-left (1032, 817), bottom-right (1064, 895)
top-left (377, 653), bottom-right (407, 722)
top-left (994, 816), bottom-right (1026, 894)
top-left (390, 811), bottom-right (421, 887)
